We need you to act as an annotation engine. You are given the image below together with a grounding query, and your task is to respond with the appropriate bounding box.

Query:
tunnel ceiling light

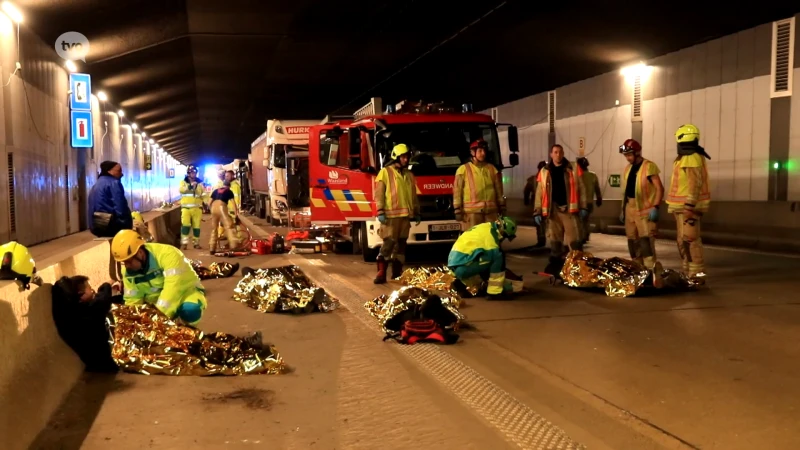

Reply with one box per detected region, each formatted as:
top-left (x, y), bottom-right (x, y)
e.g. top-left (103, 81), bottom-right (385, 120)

top-left (117, 109), bottom-right (125, 117)
top-left (97, 91), bottom-right (108, 102)
top-left (132, 123), bottom-right (137, 130)
top-left (149, 139), bottom-right (154, 145)
top-left (141, 132), bottom-right (146, 137)
top-left (2, 2), bottom-right (23, 23)
top-left (65, 60), bottom-right (77, 72)
top-left (620, 61), bottom-right (652, 84)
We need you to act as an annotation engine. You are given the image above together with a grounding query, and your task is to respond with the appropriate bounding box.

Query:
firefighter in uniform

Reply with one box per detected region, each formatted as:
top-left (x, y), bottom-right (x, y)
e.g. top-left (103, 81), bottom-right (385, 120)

top-left (576, 157), bottom-right (602, 244)
top-left (112, 230), bottom-right (207, 326)
top-left (619, 139), bottom-right (665, 288)
top-left (448, 216), bottom-right (517, 300)
top-left (374, 144), bottom-right (421, 284)
top-left (523, 161), bottom-right (548, 247)
top-left (667, 124), bottom-right (711, 283)
top-left (209, 181), bottom-right (240, 253)
top-left (534, 144), bottom-right (588, 270)
top-left (453, 139), bottom-right (505, 229)
top-left (179, 165), bottom-right (205, 249)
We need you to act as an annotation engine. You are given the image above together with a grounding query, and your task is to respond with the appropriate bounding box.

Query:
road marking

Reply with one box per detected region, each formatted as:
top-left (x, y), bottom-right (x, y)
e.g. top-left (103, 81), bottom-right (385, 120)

top-left (294, 258), bottom-right (586, 450)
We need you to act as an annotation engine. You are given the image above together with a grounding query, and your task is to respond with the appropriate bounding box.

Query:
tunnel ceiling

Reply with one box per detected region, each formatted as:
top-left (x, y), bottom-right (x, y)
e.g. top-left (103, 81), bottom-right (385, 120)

top-left (17, 0), bottom-right (799, 164)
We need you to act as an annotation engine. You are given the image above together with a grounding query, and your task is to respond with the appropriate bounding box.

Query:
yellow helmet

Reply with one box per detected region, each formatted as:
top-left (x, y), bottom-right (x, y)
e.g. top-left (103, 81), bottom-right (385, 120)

top-left (131, 211), bottom-right (144, 224)
top-left (390, 143), bottom-right (410, 161)
top-left (675, 124), bottom-right (700, 143)
top-left (0, 241), bottom-right (37, 289)
top-left (111, 229), bottom-right (146, 262)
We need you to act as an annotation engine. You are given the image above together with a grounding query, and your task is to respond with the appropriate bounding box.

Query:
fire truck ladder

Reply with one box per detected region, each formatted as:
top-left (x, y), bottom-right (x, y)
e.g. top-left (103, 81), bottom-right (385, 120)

top-left (353, 97), bottom-right (383, 120)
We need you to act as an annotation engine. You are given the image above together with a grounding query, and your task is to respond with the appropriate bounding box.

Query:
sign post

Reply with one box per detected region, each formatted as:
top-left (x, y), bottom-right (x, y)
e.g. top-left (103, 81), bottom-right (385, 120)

top-left (70, 110), bottom-right (93, 148)
top-left (578, 137), bottom-right (585, 156)
top-left (608, 174), bottom-right (621, 188)
top-left (69, 73), bottom-right (93, 148)
top-left (144, 153), bottom-right (152, 171)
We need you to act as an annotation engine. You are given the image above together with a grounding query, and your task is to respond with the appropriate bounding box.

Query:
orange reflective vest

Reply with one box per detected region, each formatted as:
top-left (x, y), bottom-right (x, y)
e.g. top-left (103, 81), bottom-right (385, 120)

top-left (536, 164), bottom-right (582, 217)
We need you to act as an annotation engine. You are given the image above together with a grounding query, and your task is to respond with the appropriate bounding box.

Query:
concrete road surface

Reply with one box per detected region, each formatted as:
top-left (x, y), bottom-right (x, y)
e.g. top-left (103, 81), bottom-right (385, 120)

top-left (35, 216), bottom-right (800, 450)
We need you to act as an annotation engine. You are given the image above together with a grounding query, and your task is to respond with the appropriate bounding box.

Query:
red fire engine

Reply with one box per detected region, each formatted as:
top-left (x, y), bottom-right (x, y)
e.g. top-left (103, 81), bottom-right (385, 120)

top-left (308, 97), bottom-right (519, 261)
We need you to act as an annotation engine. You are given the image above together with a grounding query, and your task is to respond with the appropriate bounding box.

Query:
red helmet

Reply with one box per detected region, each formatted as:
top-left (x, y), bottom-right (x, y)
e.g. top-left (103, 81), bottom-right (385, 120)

top-left (470, 139), bottom-right (488, 150)
top-left (619, 139), bottom-right (642, 154)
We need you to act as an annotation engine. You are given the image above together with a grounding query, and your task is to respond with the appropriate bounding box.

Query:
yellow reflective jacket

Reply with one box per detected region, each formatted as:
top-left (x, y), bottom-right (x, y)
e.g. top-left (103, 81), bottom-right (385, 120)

top-left (228, 179), bottom-right (241, 214)
top-left (447, 222), bottom-right (505, 295)
top-left (375, 165), bottom-right (419, 219)
top-left (121, 243), bottom-right (206, 318)
top-left (179, 178), bottom-right (205, 208)
top-left (666, 153), bottom-right (710, 213)
top-left (454, 161), bottom-right (505, 214)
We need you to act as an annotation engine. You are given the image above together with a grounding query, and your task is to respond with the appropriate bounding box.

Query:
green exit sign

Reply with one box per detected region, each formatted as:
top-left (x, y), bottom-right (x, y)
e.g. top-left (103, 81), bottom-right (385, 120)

top-left (608, 174), bottom-right (621, 188)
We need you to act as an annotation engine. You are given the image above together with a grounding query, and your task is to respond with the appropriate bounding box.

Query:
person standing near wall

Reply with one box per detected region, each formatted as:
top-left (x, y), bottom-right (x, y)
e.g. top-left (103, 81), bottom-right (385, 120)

top-left (666, 124), bottom-right (711, 283)
top-left (453, 139), bottom-right (505, 229)
top-left (534, 145), bottom-right (588, 270)
top-left (179, 165), bottom-right (205, 250)
top-left (374, 144), bottom-right (420, 284)
top-left (619, 139), bottom-right (665, 288)
top-left (576, 157), bottom-right (602, 244)
top-left (523, 161), bottom-right (548, 247)
top-left (88, 161), bottom-right (133, 238)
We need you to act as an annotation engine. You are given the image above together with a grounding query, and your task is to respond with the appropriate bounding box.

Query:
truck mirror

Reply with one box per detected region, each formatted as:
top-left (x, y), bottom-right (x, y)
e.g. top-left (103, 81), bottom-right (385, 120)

top-left (507, 125), bottom-right (519, 154)
top-left (509, 153), bottom-right (519, 167)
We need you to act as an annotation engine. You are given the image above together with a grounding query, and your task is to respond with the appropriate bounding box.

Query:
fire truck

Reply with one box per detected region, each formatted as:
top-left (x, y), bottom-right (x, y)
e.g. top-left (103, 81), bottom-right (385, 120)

top-left (250, 119), bottom-right (318, 224)
top-left (308, 98), bottom-right (519, 261)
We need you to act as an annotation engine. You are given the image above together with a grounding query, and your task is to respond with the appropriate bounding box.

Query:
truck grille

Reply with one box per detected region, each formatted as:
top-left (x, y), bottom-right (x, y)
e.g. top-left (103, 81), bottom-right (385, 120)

top-left (419, 195), bottom-right (455, 221)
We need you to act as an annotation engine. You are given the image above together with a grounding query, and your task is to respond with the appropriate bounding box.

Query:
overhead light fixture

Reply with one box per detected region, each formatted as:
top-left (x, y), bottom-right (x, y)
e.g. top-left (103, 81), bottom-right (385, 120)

top-left (2, 2), bottom-right (24, 24)
top-left (141, 132), bottom-right (146, 137)
top-left (97, 91), bottom-right (108, 102)
top-left (149, 139), bottom-right (154, 145)
top-left (65, 60), bottom-right (77, 72)
top-left (620, 62), bottom-right (653, 84)
top-left (117, 109), bottom-right (125, 118)
top-left (132, 123), bottom-right (137, 130)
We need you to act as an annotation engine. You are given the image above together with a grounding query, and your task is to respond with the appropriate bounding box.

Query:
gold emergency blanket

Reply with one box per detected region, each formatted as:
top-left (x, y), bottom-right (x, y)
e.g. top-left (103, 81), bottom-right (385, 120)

top-left (364, 285), bottom-right (465, 334)
top-left (190, 260), bottom-right (240, 280)
top-left (561, 251), bottom-right (700, 297)
top-left (107, 304), bottom-right (285, 376)
top-left (397, 265), bottom-right (483, 299)
top-left (232, 266), bottom-right (339, 314)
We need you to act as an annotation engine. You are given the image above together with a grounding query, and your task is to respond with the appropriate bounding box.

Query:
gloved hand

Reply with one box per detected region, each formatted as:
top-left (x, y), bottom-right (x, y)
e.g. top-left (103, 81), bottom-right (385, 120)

top-left (454, 209), bottom-right (463, 222)
top-left (414, 215), bottom-right (421, 226)
top-left (377, 213), bottom-right (386, 224)
top-left (579, 209), bottom-right (589, 220)
top-left (596, 199), bottom-right (603, 207)
top-left (619, 211), bottom-right (625, 224)
top-left (648, 207), bottom-right (659, 222)
top-left (534, 215), bottom-right (543, 226)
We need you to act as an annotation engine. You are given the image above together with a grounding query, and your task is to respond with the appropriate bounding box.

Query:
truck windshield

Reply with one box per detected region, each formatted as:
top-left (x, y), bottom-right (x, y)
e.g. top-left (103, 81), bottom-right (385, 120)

top-left (272, 144), bottom-right (308, 169)
top-left (375, 122), bottom-right (501, 176)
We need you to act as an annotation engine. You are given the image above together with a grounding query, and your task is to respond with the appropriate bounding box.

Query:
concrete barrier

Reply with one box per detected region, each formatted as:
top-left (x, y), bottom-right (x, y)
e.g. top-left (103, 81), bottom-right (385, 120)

top-left (0, 205), bottom-right (181, 450)
top-left (506, 199), bottom-right (800, 253)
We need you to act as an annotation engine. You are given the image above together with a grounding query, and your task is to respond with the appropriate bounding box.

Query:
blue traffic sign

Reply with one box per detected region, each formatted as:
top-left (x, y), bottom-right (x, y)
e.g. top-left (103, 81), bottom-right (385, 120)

top-left (70, 110), bottom-right (93, 148)
top-left (69, 73), bottom-right (91, 111)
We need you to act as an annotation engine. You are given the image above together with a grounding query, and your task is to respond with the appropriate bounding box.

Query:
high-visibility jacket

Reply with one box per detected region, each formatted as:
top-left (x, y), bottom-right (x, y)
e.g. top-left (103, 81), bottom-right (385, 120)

top-left (228, 179), bottom-right (241, 214)
top-left (448, 222), bottom-right (505, 295)
top-left (179, 178), bottom-right (205, 209)
top-left (581, 170), bottom-right (600, 205)
top-left (623, 159), bottom-right (661, 217)
top-left (375, 165), bottom-right (419, 219)
top-left (534, 162), bottom-right (586, 217)
top-left (666, 153), bottom-right (710, 212)
top-left (454, 161), bottom-right (505, 214)
top-left (121, 243), bottom-right (206, 319)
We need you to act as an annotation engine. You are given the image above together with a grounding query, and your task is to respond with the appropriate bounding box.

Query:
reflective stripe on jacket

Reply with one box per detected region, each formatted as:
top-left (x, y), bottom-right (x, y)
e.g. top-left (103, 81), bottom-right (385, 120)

top-left (447, 222), bottom-right (504, 295)
top-left (534, 162), bottom-right (584, 217)
top-left (179, 178), bottom-right (205, 208)
top-left (666, 153), bottom-right (710, 212)
top-left (454, 162), bottom-right (505, 214)
top-left (375, 166), bottom-right (417, 219)
top-left (623, 159), bottom-right (661, 217)
top-left (228, 180), bottom-right (241, 214)
top-left (121, 243), bottom-right (206, 318)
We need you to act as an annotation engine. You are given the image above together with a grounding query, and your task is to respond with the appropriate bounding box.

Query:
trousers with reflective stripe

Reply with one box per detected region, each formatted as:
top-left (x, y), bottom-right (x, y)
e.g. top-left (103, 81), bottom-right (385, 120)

top-left (121, 242), bottom-right (207, 322)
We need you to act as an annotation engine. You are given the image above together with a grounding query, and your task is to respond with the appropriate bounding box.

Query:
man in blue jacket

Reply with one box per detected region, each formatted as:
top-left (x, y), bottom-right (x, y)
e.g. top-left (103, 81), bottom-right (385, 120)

top-left (88, 161), bottom-right (133, 238)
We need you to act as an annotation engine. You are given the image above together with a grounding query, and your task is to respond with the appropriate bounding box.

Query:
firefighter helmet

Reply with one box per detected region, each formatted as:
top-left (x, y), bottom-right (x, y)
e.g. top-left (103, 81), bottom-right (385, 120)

top-left (390, 143), bottom-right (410, 161)
top-left (186, 164), bottom-right (198, 174)
top-left (496, 216), bottom-right (517, 241)
top-left (111, 230), bottom-right (146, 262)
top-left (131, 211), bottom-right (144, 224)
top-left (619, 139), bottom-right (642, 154)
top-left (0, 241), bottom-right (37, 289)
top-left (470, 139), bottom-right (488, 151)
top-left (675, 124), bottom-right (700, 143)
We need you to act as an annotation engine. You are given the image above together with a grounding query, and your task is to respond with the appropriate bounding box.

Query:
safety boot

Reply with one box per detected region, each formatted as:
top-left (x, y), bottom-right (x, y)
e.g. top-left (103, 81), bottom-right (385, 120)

top-left (194, 243), bottom-right (202, 249)
top-left (181, 243), bottom-right (188, 250)
top-left (650, 261), bottom-right (664, 289)
top-left (373, 257), bottom-right (387, 284)
top-left (390, 260), bottom-right (404, 280)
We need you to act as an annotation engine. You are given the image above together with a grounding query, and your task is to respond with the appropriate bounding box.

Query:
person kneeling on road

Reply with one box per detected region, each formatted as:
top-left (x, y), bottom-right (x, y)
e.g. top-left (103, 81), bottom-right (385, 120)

top-left (447, 216), bottom-right (517, 301)
top-left (112, 229), bottom-right (207, 326)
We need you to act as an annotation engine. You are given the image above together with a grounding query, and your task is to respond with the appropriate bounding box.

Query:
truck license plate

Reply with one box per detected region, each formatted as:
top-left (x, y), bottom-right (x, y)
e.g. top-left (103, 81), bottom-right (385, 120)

top-left (429, 223), bottom-right (461, 232)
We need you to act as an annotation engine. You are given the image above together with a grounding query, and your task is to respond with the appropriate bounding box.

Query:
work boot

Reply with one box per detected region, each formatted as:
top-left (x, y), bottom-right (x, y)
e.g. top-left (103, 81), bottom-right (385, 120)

top-left (194, 243), bottom-right (202, 249)
top-left (373, 258), bottom-right (387, 284)
top-left (651, 262), bottom-right (664, 289)
top-left (390, 260), bottom-right (404, 280)
top-left (181, 243), bottom-right (188, 250)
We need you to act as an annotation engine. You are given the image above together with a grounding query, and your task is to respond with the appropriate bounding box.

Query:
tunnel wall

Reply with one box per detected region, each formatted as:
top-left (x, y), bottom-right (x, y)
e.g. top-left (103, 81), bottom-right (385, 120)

top-left (490, 14), bottom-right (800, 241)
top-left (0, 20), bottom-right (182, 247)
